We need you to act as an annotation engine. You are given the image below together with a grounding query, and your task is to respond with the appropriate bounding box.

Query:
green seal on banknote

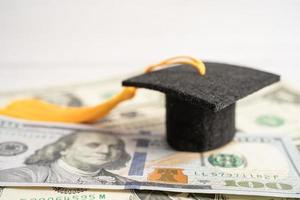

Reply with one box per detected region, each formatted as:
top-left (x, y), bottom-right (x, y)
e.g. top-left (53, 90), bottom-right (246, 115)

top-left (208, 153), bottom-right (245, 168)
top-left (256, 115), bottom-right (284, 127)
top-left (0, 141), bottom-right (28, 156)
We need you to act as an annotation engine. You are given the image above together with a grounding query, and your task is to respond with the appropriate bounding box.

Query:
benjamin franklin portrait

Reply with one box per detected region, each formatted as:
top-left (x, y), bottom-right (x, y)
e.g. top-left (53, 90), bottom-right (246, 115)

top-left (0, 131), bottom-right (133, 185)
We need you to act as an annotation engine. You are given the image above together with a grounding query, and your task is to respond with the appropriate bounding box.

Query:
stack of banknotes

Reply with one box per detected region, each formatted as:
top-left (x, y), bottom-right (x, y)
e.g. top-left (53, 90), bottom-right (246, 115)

top-left (0, 75), bottom-right (299, 200)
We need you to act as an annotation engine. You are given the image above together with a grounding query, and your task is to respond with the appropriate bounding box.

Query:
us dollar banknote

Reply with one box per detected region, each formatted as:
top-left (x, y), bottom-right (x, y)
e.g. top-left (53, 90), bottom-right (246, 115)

top-left (0, 75), bottom-right (162, 108)
top-left (0, 117), bottom-right (299, 198)
top-left (237, 82), bottom-right (300, 151)
top-left (0, 76), bottom-right (165, 134)
top-left (2, 76), bottom-right (300, 147)
top-left (0, 187), bottom-right (298, 200)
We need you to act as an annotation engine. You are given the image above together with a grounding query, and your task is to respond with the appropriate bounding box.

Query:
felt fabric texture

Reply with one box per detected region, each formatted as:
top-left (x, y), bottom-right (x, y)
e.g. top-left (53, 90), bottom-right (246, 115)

top-left (122, 62), bottom-right (280, 112)
top-left (166, 95), bottom-right (236, 152)
top-left (122, 62), bottom-right (280, 152)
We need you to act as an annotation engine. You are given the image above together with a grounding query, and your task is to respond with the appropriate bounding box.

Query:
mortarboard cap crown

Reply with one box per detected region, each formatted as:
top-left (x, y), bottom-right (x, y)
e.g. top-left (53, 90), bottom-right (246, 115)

top-left (123, 62), bottom-right (280, 152)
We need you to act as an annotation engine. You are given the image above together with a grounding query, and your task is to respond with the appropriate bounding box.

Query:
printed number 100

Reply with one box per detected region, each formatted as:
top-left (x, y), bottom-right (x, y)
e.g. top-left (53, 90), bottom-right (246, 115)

top-left (225, 180), bottom-right (293, 190)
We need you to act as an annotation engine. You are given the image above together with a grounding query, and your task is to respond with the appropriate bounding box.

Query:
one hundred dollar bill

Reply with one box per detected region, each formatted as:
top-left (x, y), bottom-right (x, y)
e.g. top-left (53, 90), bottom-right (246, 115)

top-left (237, 82), bottom-right (300, 151)
top-left (0, 75), bottom-right (163, 108)
top-left (0, 187), bottom-right (298, 200)
top-left (1, 77), bottom-right (300, 144)
top-left (0, 76), bottom-right (165, 134)
top-left (1, 76), bottom-right (300, 199)
top-left (0, 117), bottom-right (299, 198)
top-left (2, 77), bottom-right (300, 147)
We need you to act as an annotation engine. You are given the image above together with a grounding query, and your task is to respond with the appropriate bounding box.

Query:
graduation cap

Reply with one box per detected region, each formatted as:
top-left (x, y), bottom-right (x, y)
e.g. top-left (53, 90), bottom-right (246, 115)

top-left (122, 62), bottom-right (280, 152)
top-left (0, 56), bottom-right (279, 152)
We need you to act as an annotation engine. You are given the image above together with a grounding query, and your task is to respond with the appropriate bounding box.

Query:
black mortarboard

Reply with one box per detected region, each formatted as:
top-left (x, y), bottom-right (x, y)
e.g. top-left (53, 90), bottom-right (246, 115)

top-left (122, 62), bottom-right (280, 152)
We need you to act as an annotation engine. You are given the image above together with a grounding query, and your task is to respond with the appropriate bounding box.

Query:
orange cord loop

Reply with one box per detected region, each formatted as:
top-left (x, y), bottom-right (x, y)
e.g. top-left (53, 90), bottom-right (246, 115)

top-left (145, 56), bottom-right (206, 75)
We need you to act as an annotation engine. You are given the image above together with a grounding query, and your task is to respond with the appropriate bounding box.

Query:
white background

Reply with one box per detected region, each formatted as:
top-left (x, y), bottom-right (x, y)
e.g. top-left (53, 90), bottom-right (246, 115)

top-left (0, 0), bottom-right (299, 91)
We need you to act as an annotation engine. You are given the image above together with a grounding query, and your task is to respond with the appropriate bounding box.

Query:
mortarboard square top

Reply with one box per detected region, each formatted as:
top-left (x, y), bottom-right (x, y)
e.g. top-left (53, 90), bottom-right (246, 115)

top-left (122, 62), bottom-right (280, 152)
top-left (123, 62), bottom-right (280, 112)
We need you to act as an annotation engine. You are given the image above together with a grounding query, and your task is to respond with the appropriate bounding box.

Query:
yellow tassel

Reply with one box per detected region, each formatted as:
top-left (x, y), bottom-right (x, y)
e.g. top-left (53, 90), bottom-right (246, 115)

top-left (0, 56), bottom-right (206, 123)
